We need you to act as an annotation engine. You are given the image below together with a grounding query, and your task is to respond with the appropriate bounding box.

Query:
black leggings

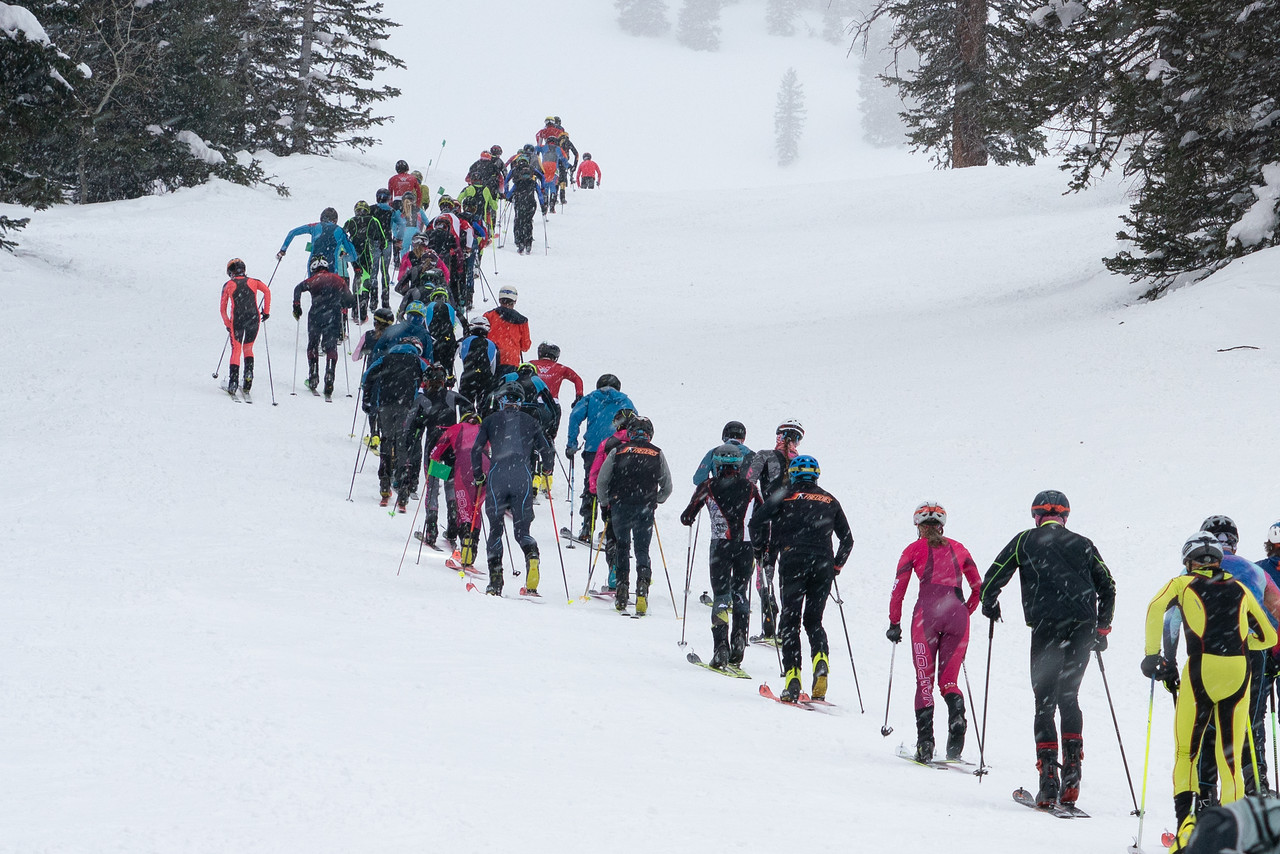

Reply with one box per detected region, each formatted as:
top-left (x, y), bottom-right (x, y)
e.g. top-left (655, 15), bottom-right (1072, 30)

top-left (778, 551), bottom-right (833, 673)
top-left (1029, 621), bottom-right (1095, 749)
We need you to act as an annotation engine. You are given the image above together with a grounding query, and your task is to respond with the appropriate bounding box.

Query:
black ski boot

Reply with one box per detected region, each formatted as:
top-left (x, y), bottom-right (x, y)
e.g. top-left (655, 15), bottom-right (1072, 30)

top-left (1060, 737), bottom-right (1083, 805)
top-left (242, 356), bottom-right (254, 393)
top-left (323, 360), bottom-right (336, 399)
top-left (485, 559), bottom-right (503, 596)
top-left (780, 667), bottom-right (803, 703)
top-left (812, 652), bottom-right (830, 701)
top-left (226, 363), bottom-right (240, 396)
top-left (914, 706), bottom-right (935, 763)
top-left (709, 624), bottom-right (730, 669)
top-left (306, 359), bottom-right (319, 393)
top-left (614, 580), bottom-right (629, 612)
top-left (422, 517), bottom-right (439, 546)
top-left (1035, 746), bottom-right (1060, 807)
top-left (761, 580), bottom-right (778, 639)
top-left (729, 612), bottom-right (748, 666)
top-left (944, 693), bottom-right (967, 760)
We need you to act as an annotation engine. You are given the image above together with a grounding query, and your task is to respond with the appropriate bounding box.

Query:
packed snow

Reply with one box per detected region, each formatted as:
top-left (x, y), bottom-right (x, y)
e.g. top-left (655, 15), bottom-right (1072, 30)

top-left (5, 2), bottom-right (1280, 853)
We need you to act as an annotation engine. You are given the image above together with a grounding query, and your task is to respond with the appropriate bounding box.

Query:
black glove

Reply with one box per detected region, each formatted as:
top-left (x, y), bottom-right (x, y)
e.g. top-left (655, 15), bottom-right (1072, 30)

top-left (276, 250), bottom-right (285, 260)
top-left (1163, 664), bottom-right (1181, 696)
top-left (1141, 654), bottom-right (1178, 682)
top-left (565, 447), bottom-right (576, 460)
top-left (572, 394), bottom-right (583, 405)
top-left (680, 510), bottom-right (696, 527)
top-left (540, 205), bottom-right (547, 215)
top-left (292, 305), bottom-right (302, 320)
top-left (886, 624), bottom-right (902, 644)
top-left (1268, 652), bottom-right (1280, 682)
top-left (981, 599), bottom-right (1001, 621)
top-left (473, 473), bottom-right (486, 487)
top-left (260, 312), bottom-right (269, 321)
top-left (1094, 628), bottom-right (1110, 651)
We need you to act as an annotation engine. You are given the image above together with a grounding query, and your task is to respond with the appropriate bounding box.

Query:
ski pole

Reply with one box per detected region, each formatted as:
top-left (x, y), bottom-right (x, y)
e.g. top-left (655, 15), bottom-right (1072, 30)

top-left (290, 318), bottom-right (300, 395)
top-left (542, 214), bottom-right (548, 255)
top-left (1132, 676), bottom-right (1156, 854)
top-left (423, 139), bottom-right (445, 180)
top-left (653, 524), bottom-right (679, 618)
top-left (977, 618), bottom-right (995, 781)
top-left (1095, 650), bottom-right (1141, 815)
top-left (545, 480), bottom-right (572, 604)
top-left (881, 644), bottom-right (897, 737)
top-left (349, 385), bottom-right (363, 438)
top-left (259, 311), bottom-right (278, 406)
top-left (764, 564), bottom-right (784, 676)
top-left (678, 516), bottom-right (698, 646)
top-left (1272, 680), bottom-right (1279, 794)
top-left (581, 497), bottom-right (604, 599)
top-left (567, 454), bottom-right (575, 509)
top-left (504, 526), bottom-right (519, 577)
top-left (962, 662), bottom-right (983, 754)
top-left (341, 316), bottom-right (352, 397)
top-left (398, 483), bottom-right (427, 576)
top-left (346, 415), bottom-right (368, 501)
top-left (831, 578), bottom-right (865, 714)
top-left (213, 328), bottom-right (231, 379)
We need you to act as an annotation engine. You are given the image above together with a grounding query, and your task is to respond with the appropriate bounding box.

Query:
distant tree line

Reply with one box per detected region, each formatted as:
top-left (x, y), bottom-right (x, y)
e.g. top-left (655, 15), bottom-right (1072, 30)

top-left (0, 0), bottom-right (403, 250)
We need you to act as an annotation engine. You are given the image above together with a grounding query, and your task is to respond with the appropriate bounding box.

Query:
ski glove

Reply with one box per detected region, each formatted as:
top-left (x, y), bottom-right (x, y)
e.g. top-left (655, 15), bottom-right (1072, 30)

top-left (1141, 654), bottom-right (1179, 687)
top-left (1268, 652), bottom-right (1280, 682)
top-left (1093, 626), bottom-right (1110, 651)
top-left (277, 250), bottom-right (286, 260)
top-left (886, 624), bottom-right (902, 644)
top-left (292, 305), bottom-right (302, 320)
top-left (980, 599), bottom-right (1001, 621)
top-left (473, 473), bottom-right (486, 487)
top-left (680, 509), bottom-right (697, 527)
top-left (565, 447), bottom-right (576, 459)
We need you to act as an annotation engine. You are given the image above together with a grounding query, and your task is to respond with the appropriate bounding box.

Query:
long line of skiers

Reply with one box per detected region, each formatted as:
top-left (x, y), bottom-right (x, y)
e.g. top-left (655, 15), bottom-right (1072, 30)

top-left (212, 115), bottom-right (1280, 854)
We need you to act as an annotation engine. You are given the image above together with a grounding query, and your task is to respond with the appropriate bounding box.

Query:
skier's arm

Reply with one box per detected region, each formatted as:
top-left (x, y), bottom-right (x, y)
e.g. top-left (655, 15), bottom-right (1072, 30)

top-left (1090, 545), bottom-right (1117, 628)
top-left (566, 396), bottom-right (589, 451)
top-left (980, 531), bottom-right (1027, 612)
top-left (832, 504), bottom-right (854, 568)
top-left (1246, 592), bottom-right (1279, 651)
top-left (748, 490), bottom-right (784, 556)
top-left (292, 280), bottom-right (309, 312)
top-left (255, 279), bottom-right (272, 316)
top-left (958, 543), bottom-right (982, 613)
top-left (1144, 577), bottom-right (1187, 655)
top-left (655, 451), bottom-right (673, 505)
top-left (692, 448), bottom-right (715, 485)
top-left (564, 366), bottom-right (584, 400)
top-left (596, 449), bottom-right (618, 507)
top-left (887, 547), bottom-right (915, 624)
top-left (680, 481), bottom-right (710, 525)
top-left (470, 422), bottom-right (490, 481)
top-left (279, 223), bottom-right (311, 254)
top-left (519, 322), bottom-right (531, 358)
top-left (220, 281), bottom-right (234, 328)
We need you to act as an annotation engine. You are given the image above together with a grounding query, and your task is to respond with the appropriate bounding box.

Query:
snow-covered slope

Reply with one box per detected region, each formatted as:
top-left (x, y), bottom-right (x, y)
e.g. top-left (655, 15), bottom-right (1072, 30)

top-left (5, 2), bottom-right (1280, 853)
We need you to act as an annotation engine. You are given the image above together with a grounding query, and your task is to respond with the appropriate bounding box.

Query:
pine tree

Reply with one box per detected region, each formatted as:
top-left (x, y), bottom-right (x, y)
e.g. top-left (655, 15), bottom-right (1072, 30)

top-left (677, 0), bottom-right (722, 51)
top-left (766, 0), bottom-right (798, 36)
top-left (822, 1), bottom-right (848, 44)
top-left (858, 19), bottom-right (916, 148)
top-left (1062, 0), bottom-right (1280, 294)
top-left (616, 0), bottom-right (671, 37)
top-left (775, 67), bottom-right (806, 165)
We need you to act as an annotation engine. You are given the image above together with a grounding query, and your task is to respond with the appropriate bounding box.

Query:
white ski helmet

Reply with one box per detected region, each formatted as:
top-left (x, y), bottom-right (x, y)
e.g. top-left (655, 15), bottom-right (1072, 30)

top-left (776, 419), bottom-right (804, 441)
top-left (1268, 522), bottom-right (1280, 545)
top-left (498, 286), bottom-right (518, 302)
top-left (469, 315), bottom-right (490, 332)
top-left (1182, 531), bottom-right (1224, 566)
top-left (913, 502), bottom-right (946, 527)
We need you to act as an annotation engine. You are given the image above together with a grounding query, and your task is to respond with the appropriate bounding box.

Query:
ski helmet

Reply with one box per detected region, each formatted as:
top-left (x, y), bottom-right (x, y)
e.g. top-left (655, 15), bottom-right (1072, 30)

top-left (461, 411), bottom-right (481, 425)
top-left (788, 455), bottom-right (820, 482)
top-left (428, 287), bottom-right (449, 302)
top-left (523, 143), bottom-right (536, 154)
top-left (469, 316), bottom-right (490, 333)
top-left (1031, 490), bottom-right (1070, 520)
top-left (1269, 522), bottom-right (1280, 545)
top-left (722, 420), bottom-right (747, 442)
top-left (309, 256), bottom-right (330, 273)
top-left (432, 217), bottom-right (453, 232)
top-left (597, 374), bottom-right (621, 391)
top-left (545, 116), bottom-right (555, 125)
top-left (373, 307), bottom-right (395, 326)
top-left (460, 196), bottom-right (480, 213)
top-left (497, 383), bottom-right (524, 407)
top-left (376, 188), bottom-right (391, 203)
top-left (913, 502), bottom-right (947, 527)
top-left (320, 207), bottom-right (338, 224)
top-left (498, 286), bottom-right (518, 302)
top-left (425, 362), bottom-right (447, 384)
top-left (354, 200), bottom-right (370, 215)
top-left (1182, 531), bottom-right (1224, 567)
top-left (517, 362), bottom-right (537, 379)
top-left (537, 342), bottom-right (560, 361)
top-left (480, 151), bottom-right (492, 161)
top-left (628, 415), bottom-right (654, 441)
top-left (395, 159), bottom-right (409, 173)
top-left (553, 116), bottom-right (562, 125)
top-left (490, 144), bottom-right (503, 157)
top-left (612, 408), bottom-right (636, 432)
top-left (1200, 515), bottom-right (1239, 553)
top-left (226, 257), bottom-right (246, 277)
top-left (583, 153), bottom-right (592, 160)
top-left (711, 443), bottom-right (745, 474)
top-left (405, 301), bottom-right (427, 317)
top-left (438, 195), bottom-right (456, 211)
top-left (411, 231), bottom-right (430, 247)
top-left (776, 419), bottom-right (805, 442)
top-left (412, 170), bottom-right (423, 181)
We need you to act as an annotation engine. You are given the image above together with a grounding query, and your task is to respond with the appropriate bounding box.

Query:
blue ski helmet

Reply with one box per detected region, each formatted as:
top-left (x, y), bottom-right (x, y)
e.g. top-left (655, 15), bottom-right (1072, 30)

top-left (405, 301), bottom-right (427, 317)
top-left (711, 443), bottom-right (745, 474)
top-left (788, 455), bottom-right (820, 482)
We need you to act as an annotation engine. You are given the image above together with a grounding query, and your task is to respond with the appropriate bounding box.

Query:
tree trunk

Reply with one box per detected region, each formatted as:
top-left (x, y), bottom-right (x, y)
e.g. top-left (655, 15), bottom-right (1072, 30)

top-left (294, 0), bottom-right (315, 153)
top-left (952, 0), bottom-right (987, 167)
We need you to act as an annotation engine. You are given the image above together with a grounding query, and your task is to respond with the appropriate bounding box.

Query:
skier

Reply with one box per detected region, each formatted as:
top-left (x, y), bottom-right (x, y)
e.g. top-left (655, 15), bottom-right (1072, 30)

top-left (361, 338), bottom-right (428, 507)
top-left (483, 286), bottom-right (531, 377)
top-left (371, 187), bottom-right (405, 281)
top-left (586, 407), bottom-right (637, 588)
top-left (423, 206), bottom-right (469, 305)
top-left (455, 194), bottom-right (491, 311)
top-left (535, 116), bottom-right (563, 146)
top-left (566, 374), bottom-right (636, 542)
top-left (886, 502), bottom-right (982, 762)
top-left (395, 235), bottom-right (449, 318)
top-left (456, 316), bottom-right (499, 408)
top-left (505, 154), bottom-right (544, 255)
top-left (352, 307), bottom-right (395, 364)
top-left (535, 139), bottom-right (570, 214)
top-left (343, 200), bottom-right (388, 323)
top-left (556, 133), bottom-right (579, 203)
top-left (277, 207), bottom-right (358, 273)
top-left (980, 490), bottom-right (1116, 810)
top-left (530, 341), bottom-right (584, 445)
top-left (465, 150), bottom-right (505, 202)
top-left (1261, 522), bottom-right (1280, 742)
top-left (692, 421), bottom-right (752, 484)
top-left (431, 411), bottom-right (487, 568)
top-left (219, 258), bottom-right (271, 399)
top-left (576, 153), bottom-right (602, 189)
top-left (292, 256), bottom-right (357, 401)
top-left (423, 286), bottom-right (464, 380)
top-left (1176, 794), bottom-right (1280, 854)
top-left (401, 361), bottom-right (472, 525)
top-left (373, 300), bottom-right (434, 365)
top-left (1144, 532), bottom-right (1277, 850)
top-left (745, 418), bottom-right (805, 641)
top-left (748, 455), bottom-right (854, 702)
top-left (491, 362), bottom-right (556, 433)
top-left (471, 386), bottom-right (555, 596)
top-left (596, 416), bottom-right (673, 615)
top-left (680, 443), bottom-right (763, 666)
top-left (388, 159), bottom-right (422, 210)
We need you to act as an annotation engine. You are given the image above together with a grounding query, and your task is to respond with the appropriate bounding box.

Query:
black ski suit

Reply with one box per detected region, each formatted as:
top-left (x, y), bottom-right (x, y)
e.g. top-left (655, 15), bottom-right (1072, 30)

top-left (980, 520), bottom-right (1116, 796)
top-left (293, 271), bottom-right (357, 395)
top-left (682, 472), bottom-right (763, 649)
top-left (597, 439), bottom-right (673, 604)
top-left (401, 385), bottom-right (472, 535)
top-left (343, 213), bottom-right (387, 322)
top-left (749, 481), bottom-right (854, 676)
top-left (471, 407), bottom-right (554, 584)
top-left (361, 343), bottom-right (427, 496)
top-left (746, 447), bottom-right (791, 636)
top-left (505, 166), bottom-right (544, 252)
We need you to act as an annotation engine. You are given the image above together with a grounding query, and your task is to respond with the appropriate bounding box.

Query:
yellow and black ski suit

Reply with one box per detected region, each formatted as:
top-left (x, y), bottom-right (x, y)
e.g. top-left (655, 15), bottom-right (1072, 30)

top-left (1144, 567), bottom-right (1277, 818)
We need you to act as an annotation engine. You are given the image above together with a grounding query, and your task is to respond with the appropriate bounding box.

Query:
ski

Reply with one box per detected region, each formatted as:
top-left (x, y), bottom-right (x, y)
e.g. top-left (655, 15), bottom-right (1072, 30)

top-left (1011, 788), bottom-right (1076, 819)
top-left (241, 390), bottom-right (253, 403)
top-left (699, 591), bottom-right (713, 607)
top-left (749, 634), bottom-right (781, 649)
top-left (758, 682), bottom-right (819, 710)
top-left (895, 744), bottom-right (951, 770)
top-left (223, 384), bottom-right (242, 401)
top-left (687, 651), bottom-right (750, 679)
top-left (413, 531), bottom-right (445, 551)
top-left (559, 527), bottom-right (594, 548)
top-left (518, 587), bottom-right (544, 600)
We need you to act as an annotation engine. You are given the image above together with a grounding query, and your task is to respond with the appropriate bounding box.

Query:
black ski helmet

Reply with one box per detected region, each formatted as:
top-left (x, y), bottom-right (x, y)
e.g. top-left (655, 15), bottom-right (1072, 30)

top-left (320, 207), bottom-right (338, 224)
top-left (376, 188), bottom-right (391, 203)
top-left (354, 200), bottom-right (370, 215)
top-left (309, 256), bottom-right (330, 273)
top-left (537, 342), bottom-right (560, 361)
top-left (425, 362), bottom-right (447, 384)
top-left (372, 307), bottom-right (395, 326)
top-left (497, 383), bottom-right (524, 407)
top-left (597, 373), bottom-right (621, 391)
top-left (628, 416), bottom-right (654, 441)
top-left (711, 443), bottom-right (745, 474)
top-left (395, 159), bottom-right (409, 173)
top-left (583, 153), bottom-right (592, 161)
top-left (226, 257), bottom-right (246, 277)
top-left (722, 420), bottom-right (746, 442)
top-left (490, 144), bottom-right (503, 157)
top-left (1031, 490), bottom-right (1070, 520)
top-left (612, 408), bottom-right (636, 432)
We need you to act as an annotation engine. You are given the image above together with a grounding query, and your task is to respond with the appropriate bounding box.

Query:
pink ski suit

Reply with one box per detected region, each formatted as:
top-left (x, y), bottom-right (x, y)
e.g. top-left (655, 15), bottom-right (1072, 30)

top-left (430, 421), bottom-right (487, 527)
top-left (888, 536), bottom-right (982, 710)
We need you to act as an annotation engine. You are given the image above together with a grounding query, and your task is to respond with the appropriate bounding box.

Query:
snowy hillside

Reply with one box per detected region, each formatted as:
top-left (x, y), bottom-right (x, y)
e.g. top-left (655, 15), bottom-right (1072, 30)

top-left (5, 2), bottom-right (1280, 853)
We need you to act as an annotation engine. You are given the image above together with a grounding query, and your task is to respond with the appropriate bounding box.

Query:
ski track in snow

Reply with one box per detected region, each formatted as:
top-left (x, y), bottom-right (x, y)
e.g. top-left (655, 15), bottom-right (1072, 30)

top-left (4, 1), bottom-right (1280, 852)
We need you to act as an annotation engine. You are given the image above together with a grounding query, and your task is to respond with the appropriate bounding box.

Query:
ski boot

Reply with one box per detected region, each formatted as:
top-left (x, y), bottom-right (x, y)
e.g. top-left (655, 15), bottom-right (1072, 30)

top-left (614, 580), bottom-right (629, 612)
top-left (635, 575), bottom-right (650, 616)
top-left (729, 613), bottom-right (748, 666)
top-left (1035, 746), bottom-right (1060, 808)
top-left (761, 579), bottom-right (778, 639)
top-left (1060, 736), bottom-right (1083, 805)
top-left (944, 693), bottom-right (967, 761)
top-left (915, 706), bottom-right (935, 763)
top-left (422, 518), bottom-right (439, 547)
top-left (242, 357), bottom-right (254, 393)
top-left (523, 546), bottom-right (540, 594)
top-left (709, 624), bottom-right (730, 669)
top-left (395, 492), bottom-right (408, 514)
top-left (323, 362), bottom-right (336, 399)
top-left (226, 364), bottom-right (240, 397)
top-left (780, 667), bottom-right (803, 703)
top-left (811, 652), bottom-right (830, 701)
top-left (459, 528), bottom-right (477, 568)
top-left (305, 361), bottom-right (319, 393)
top-left (485, 560), bottom-right (503, 596)
top-left (379, 490), bottom-right (391, 508)
top-left (1169, 793), bottom-right (1196, 852)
